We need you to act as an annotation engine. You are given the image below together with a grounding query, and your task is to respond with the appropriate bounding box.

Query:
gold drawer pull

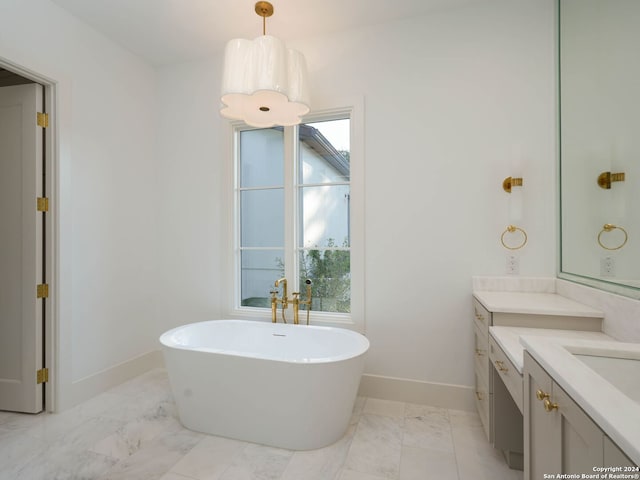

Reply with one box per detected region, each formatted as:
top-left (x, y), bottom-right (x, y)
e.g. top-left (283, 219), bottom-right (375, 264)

top-left (475, 391), bottom-right (484, 401)
top-left (544, 398), bottom-right (558, 412)
top-left (536, 389), bottom-right (550, 401)
top-left (475, 349), bottom-right (486, 356)
top-left (495, 360), bottom-right (508, 373)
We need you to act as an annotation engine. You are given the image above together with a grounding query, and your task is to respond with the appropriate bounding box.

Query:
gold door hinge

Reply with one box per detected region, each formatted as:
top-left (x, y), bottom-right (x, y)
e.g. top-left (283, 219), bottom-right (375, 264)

top-left (37, 368), bottom-right (49, 384)
top-left (37, 112), bottom-right (49, 128)
top-left (37, 197), bottom-right (49, 212)
top-left (37, 284), bottom-right (49, 299)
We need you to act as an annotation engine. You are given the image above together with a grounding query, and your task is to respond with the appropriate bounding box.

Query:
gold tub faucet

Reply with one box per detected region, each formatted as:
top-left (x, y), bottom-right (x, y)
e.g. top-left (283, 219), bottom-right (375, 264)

top-left (271, 278), bottom-right (288, 323)
top-left (271, 278), bottom-right (312, 324)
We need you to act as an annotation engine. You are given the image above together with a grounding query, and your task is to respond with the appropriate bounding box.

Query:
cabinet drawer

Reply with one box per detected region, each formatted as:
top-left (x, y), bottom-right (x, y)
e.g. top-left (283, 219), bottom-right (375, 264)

top-left (474, 323), bottom-right (489, 377)
top-left (490, 336), bottom-right (523, 413)
top-left (474, 369), bottom-right (491, 441)
top-left (473, 298), bottom-right (491, 335)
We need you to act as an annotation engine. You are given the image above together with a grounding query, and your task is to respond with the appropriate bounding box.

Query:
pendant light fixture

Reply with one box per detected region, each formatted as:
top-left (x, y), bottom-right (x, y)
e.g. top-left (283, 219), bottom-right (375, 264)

top-left (220, 1), bottom-right (311, 128)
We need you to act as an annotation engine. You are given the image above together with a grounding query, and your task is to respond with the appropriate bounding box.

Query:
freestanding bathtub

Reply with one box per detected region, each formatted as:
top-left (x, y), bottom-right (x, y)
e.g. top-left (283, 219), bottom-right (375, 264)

top-left (159, 319), bottom-right (369, 450)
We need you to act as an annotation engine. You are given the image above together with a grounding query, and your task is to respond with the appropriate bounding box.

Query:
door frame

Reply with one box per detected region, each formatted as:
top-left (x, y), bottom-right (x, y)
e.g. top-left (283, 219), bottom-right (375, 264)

top-left (0, 57), bottom-right (57, 412)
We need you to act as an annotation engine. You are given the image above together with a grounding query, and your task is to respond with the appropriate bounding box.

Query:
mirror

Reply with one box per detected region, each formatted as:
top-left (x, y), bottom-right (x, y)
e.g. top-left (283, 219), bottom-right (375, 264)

top-left (558, 0), bottom-right (640, 298)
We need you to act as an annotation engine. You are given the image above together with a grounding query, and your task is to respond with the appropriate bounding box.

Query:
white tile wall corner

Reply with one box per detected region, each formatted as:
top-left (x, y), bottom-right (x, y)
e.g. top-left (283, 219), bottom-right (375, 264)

top-left (472, 276), bottom-right (556, 293)
top-left (556, 280), bottom-right (640, 343)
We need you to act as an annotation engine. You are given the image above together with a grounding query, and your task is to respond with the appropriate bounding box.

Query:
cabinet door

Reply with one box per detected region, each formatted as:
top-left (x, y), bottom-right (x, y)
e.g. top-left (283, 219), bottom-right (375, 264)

top-left (475, 369), bottom-right (491, 442)
top-left (604, 436), bottom-right (636, 468)
top-left (524, 353), bottom-right (561, 479)
top-left (553, 384), bottom-right (604, 473)
top-left (525, 353), bottom-right (606, 478)
top-left (473, 323), bottom-right (489, 380)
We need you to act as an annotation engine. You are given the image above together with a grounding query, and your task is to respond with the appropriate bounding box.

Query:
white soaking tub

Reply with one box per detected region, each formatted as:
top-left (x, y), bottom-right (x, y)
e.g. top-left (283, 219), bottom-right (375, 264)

top-left (159, 319), bottom-right (369, 450)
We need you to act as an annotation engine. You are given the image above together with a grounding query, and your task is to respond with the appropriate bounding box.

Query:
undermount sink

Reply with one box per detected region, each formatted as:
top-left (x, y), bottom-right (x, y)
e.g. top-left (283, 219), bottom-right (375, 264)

top-left (571, 348), bottom-right (640, 404)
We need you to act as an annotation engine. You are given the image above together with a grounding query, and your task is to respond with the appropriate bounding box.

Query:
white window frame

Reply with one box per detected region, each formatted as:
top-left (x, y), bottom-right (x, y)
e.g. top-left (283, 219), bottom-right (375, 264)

top-left (225, 99), bottom-right (365, 333)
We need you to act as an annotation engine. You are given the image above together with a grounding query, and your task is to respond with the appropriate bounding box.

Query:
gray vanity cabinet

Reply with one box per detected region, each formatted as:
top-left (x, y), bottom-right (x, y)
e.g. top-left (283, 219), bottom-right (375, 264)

top-left (524, 352), bottom-right (635, 479)
top-left (472, 298), bottom-right (492, 441)
top-left (472, 291), bottom-right (605, 472)
top-left (473, 297), bottom-right (525, 469)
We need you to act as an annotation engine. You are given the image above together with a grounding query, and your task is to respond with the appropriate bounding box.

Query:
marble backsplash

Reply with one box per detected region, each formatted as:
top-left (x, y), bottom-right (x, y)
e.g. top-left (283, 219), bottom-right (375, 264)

top-left (472, 276), bottom-right (640, 344)
top-left (472, 276), bottom-right (556, 293)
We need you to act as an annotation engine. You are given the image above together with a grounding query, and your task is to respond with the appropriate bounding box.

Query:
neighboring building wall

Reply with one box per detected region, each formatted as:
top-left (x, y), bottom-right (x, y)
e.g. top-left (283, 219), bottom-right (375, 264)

top-left (299, 142), bottom-right (350, 248)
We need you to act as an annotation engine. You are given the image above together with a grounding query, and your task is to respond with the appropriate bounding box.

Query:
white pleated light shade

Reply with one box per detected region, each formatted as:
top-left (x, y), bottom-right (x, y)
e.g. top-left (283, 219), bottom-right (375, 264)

top-left (220, 35), bottom-right (311, 128)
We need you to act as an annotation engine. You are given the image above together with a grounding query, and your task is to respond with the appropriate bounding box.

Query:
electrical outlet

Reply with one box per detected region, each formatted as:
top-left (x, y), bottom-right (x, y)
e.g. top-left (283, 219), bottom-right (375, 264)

top-left (506, 255), bottom-right (520, 275)
top-left (600, 256), bottom-right (615, 277)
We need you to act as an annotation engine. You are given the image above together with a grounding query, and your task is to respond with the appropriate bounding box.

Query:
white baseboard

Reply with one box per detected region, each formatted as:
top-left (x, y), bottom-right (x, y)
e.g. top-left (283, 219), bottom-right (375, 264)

top-left (66, 350), bottom-right (164, 410)
top-left (63, 354), bottom-right (474, 413)
top-left (358, 373), bottom-right (475, 411)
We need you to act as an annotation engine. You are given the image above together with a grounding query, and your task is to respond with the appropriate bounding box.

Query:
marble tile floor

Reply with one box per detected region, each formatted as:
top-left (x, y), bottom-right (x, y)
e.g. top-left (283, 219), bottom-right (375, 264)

top-left (0, 369), bottom-right (523, 480)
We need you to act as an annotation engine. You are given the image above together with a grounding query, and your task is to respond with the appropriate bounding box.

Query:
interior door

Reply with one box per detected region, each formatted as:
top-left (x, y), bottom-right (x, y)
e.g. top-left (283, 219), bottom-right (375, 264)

top-left (0, 83), bottom-right (45, 413)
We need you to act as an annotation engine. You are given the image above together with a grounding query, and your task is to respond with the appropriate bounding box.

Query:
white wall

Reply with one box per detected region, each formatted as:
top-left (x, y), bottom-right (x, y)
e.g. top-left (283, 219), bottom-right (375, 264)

top-left (0, 0), bottom-right (158, 408)
top-left (0, 0), bottom-right (559, 410)
top-left (155, 0), bottom-right (557, 395)
top-left (154, 60), bottom-right (225, 336)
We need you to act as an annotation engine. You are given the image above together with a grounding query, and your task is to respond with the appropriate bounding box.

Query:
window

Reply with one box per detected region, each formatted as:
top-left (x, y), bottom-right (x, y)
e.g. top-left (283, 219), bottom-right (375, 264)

top-left (231, 105), bottom-right (363, 328)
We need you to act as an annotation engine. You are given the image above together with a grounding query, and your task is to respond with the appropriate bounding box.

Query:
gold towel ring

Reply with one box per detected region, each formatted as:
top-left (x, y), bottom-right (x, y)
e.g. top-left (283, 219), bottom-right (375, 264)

top-left (597, 224), bottom-right (628, 250)
top-left (501, 225), bottom-right (527, 250)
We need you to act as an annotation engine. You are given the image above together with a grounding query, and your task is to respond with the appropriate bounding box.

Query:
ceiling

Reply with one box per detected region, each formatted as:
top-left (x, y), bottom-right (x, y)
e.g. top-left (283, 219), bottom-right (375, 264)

top-left (50, 0), bottom-right (481, 66)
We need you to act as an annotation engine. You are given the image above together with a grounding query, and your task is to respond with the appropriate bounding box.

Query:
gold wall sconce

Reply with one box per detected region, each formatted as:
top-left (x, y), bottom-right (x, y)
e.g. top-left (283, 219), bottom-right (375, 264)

top-left (502, 176), bottom-right (523, 193)
top-left (501, 225), bottom-right (528, 250)
top-left (597, 223), bottom-right (628, 250)
top-left (597, 171), bottom-right (625, 189)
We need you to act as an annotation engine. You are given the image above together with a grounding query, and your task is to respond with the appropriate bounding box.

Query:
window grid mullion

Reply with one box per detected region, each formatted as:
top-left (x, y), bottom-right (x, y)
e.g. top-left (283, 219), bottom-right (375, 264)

top-left (283, 125), bottom-right (296, 289)
top-left (234, 128), bottom-right (243, 309)
top-left (238, 185), bottom-right (283, 192)
top-left (298, 181), bottom-right (350, 188)
top-left (299, 247), bottom-right (350, 251)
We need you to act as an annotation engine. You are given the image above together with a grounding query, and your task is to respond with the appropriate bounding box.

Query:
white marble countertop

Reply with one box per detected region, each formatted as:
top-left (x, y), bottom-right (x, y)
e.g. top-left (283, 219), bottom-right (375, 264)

top-left (521, 336), bottom-right (640, 466)
top-left (489, 326), bottom-right (613, 374)
top-left (474, 291), bottom-right (604, 318)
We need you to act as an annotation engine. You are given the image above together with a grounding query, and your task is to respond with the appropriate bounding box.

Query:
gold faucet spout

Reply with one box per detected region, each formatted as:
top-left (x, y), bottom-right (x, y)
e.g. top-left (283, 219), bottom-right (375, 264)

top-left (275, 277), bottom-right (288, 308)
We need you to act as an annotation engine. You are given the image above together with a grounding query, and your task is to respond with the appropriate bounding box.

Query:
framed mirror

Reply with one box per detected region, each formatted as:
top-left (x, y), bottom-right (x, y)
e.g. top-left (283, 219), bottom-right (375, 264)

top-left (558, 0), bottom-right (640, 298)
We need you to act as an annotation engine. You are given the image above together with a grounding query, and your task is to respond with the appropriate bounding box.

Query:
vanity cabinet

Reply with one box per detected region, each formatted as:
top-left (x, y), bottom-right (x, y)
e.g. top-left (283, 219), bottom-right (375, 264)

top-left (473, 298), bottom-right (492, 440)
top-left (472, 292), bottom-right (604, 470)
top-left (524, 352), bottom-right (636, 479)
top-left (472, 297), bottom-right (530, 468)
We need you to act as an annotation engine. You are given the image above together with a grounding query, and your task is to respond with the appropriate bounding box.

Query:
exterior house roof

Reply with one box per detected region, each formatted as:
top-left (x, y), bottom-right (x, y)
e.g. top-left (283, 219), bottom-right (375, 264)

top-left (298, 124), bottom-right (350, 178)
